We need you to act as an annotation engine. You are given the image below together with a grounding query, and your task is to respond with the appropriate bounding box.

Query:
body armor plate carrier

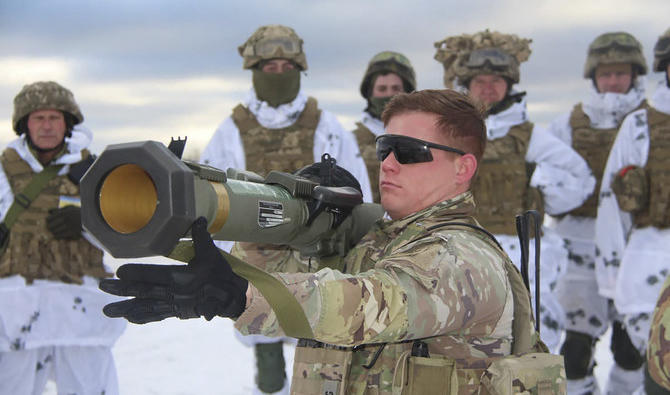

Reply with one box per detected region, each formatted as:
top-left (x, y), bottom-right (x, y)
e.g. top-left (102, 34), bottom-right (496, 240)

top-left (568, 104), bottom-right (620, 218)
top-left (634, 107), bottom-right (670, 229)
top-left (232, 97), bottom-right (321, 177)
top-left (471, 122), bottom-right (541, 235)
top-left (0, 148), bottom-right (107, 284)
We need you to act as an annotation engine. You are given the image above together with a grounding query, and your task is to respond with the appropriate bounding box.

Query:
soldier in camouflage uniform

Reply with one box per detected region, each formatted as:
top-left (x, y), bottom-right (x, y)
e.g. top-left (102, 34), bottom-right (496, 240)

top-left (0, 81), bottom-right (125, 394)
top-left (546, 31), bottom-right (650, 395)
top-left (101, 89), bottom-right (566, 394)
top-left (199, 24), bottom-right (371, 394)
top-left (595, 28), bottom-right (670, 395)
top-left (434, 30), bottom-right (595, 356)
top-left (352, 51), bottom-right (416, 202)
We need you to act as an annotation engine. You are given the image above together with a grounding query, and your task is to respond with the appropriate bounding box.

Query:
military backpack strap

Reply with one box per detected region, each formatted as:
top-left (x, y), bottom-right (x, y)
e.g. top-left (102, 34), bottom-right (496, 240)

top-left (0, 164), bottom-right (65, 252)
top-left (168, 241), bottom-right (315, 339)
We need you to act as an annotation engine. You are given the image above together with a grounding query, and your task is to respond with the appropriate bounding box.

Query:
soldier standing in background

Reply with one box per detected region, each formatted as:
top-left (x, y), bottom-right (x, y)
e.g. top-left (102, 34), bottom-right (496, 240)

top-left (352, 51), bottom-right (416, 202)
top-left (199, 24), bottom-right (371, 395)
top-left (594, 28), bottom-right (670, 395)
top-left (434, 30), bottom-right (595, 356)
top-left (0, 81), bottom-right (125, 394)
top-left (548, 31), bottom-right (649, 394)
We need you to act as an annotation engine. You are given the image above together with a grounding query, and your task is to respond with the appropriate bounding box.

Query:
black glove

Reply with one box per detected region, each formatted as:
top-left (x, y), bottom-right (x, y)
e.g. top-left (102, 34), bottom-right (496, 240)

top-left (99, 217), bottom-right (248, 324)
top-left (46, 205), bottom-right (82, 240)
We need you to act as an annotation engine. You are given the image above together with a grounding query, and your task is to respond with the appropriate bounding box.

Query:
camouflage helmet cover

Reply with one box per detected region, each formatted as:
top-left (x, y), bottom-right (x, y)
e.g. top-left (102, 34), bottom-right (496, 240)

top-left (434, 29), bottom-right (532, 88)
top-left (12, 81), bottom-right (83, 134)
top-left (359, 51), bottom-right (417, 98)
top-left (583, 31), bottom-right (647, 78)
top-left (654, 27), bottom-right (670, 72)
top-left (238, 24), bottom-right (308, 71)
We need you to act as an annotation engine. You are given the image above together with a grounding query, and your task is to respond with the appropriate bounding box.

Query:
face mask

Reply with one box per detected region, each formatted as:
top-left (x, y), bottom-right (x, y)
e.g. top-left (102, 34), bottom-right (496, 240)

top-left (367, 96), bottom-right (393, 119)
top-left (252, 69), bottom-right (301, 107)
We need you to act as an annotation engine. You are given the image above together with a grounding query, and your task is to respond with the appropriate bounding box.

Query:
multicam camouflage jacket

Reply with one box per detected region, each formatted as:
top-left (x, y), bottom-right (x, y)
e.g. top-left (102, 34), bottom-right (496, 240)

top-left (647, 275), bottom-right (670, 391)
top-left (235, 192), bottom-right (519, 394)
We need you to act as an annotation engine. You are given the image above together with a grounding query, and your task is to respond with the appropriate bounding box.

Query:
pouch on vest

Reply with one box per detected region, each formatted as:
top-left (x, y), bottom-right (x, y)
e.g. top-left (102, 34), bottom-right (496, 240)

top-left (291, 340), bottom-right (353, 395)
top-left (611, 166), bottom-right (648, 213)
top-left (391, 349), bottom-right (458, 395)
top-left (0, 164), bottom-right (64, 255)
top-left (480, 352), bottom-right (566, 395)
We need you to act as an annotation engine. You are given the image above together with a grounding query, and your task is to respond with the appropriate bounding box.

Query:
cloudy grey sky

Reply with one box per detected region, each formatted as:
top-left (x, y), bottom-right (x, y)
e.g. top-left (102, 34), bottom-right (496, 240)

top-left (0, 0), bottom-right (668, 158)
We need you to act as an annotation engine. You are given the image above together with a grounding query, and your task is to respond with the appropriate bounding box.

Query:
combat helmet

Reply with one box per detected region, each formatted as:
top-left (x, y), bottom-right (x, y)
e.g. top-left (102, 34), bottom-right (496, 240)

top-left (583, 32), bottom-right (647, 78)
top-left (434, 30), bottom-right (531, 88)
top-left (12, 81), bottom-right (83, 135)
top-left (359, 51), bottom-right (416, 98)
top-left (654, 28), bottom-right (670, 72)
top-left (238, 25), bottom-right (308, 71)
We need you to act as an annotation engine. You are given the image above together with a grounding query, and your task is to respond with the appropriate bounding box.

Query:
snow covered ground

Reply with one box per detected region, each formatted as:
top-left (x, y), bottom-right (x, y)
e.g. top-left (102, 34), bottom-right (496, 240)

top-left (44, 254), bottom-right (613, 394)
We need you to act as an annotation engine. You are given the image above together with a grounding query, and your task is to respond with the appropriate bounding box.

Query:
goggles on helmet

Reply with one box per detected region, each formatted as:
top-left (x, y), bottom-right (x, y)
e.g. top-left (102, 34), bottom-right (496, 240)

top-left (465, 48), bottom-right (515, 69)
top-left (254, 37), bottom-right (301, 57)
top-left (370, 52), bottom-right (413, 69)
top-left (655, 36), bottom-right (670, 58)
top-left (376, 134), bottom-right (465, 164)
top-left (590, 33), bottom-right (640, 52)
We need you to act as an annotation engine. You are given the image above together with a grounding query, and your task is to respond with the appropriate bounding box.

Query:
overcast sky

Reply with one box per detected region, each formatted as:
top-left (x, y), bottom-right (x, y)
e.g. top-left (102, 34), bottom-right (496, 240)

top-left (0, 0), bottom-right (668, 158)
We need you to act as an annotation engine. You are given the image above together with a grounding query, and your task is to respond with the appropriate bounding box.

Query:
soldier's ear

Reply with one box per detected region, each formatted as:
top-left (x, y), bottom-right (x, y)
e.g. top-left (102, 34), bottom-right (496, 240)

top-left (455, 153), bottom-right (477, 186)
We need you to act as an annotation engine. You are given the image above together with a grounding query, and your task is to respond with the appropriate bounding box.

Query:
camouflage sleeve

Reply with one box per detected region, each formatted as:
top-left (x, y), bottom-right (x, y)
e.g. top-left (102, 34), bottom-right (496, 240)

top-left (235, 230), bottom-right (511, 346)
top-left (230, 241), bottom-right (313, 273)
top-left (647, 275), bottom-right (670, 390)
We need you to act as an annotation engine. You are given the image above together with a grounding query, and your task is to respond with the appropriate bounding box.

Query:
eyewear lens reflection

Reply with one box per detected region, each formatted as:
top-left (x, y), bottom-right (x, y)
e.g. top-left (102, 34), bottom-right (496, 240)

top-left (376, 134), bottom-right (466, 164)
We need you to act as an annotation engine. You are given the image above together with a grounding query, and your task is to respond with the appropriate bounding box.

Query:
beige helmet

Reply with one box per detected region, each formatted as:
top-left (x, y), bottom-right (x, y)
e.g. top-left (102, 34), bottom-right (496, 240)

top-left (434, 30), bottom-right (531, 88)
top-left (584, 32), bottom-right (647, 78)
top-left (359, 51), bottom-right (416, 98)
top-left (238, 24), bottom-right (307, 70)
top-left (12, 81), bottom-right (83, 135)
top-left (654, 28), bottom-right (670, 72)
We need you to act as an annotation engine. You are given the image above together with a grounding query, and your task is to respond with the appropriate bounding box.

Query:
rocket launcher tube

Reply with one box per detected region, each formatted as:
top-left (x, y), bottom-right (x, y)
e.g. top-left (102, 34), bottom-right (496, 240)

top-left (80, 140), bottom-right (383, 258)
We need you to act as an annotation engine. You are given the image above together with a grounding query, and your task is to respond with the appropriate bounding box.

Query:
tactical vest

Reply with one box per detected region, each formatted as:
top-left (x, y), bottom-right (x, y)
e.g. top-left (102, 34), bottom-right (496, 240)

top-left (0, 148), bottom-right (107, 284)
top-left (231, 97), bottom-right (321, 177)
top-left (567, 104), bottom-right (622, 218)
top-left (634, 107), bottom-right (670, 229)
top-left (352, 122), bottom-right (380, 203)
top-left (290, 216), bottom-right (563, 395)
top-left (471, 122), bottom-right (540, 235)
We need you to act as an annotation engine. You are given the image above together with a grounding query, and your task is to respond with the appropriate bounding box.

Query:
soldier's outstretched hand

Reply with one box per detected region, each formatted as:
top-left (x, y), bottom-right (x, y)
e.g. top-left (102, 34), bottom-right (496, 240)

top-left (99, 217), bottom-right (248, 324)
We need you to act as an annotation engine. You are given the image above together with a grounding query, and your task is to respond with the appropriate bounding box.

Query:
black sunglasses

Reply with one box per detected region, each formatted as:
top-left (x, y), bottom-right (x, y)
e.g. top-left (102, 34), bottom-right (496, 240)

top-left (375, 134), bottom-right (466, 164)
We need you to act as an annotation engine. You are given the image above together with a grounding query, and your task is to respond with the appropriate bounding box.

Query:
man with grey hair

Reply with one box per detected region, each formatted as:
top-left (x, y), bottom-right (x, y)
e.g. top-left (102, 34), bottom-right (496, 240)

top-left (0, 81), bottom-right (125, 394)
